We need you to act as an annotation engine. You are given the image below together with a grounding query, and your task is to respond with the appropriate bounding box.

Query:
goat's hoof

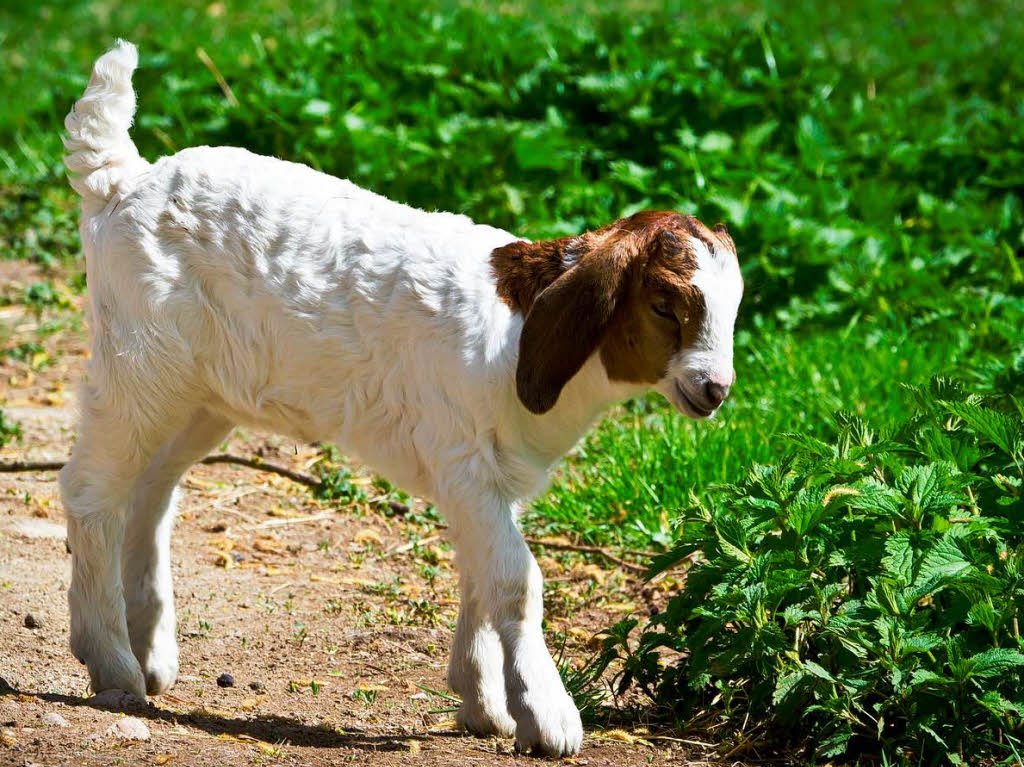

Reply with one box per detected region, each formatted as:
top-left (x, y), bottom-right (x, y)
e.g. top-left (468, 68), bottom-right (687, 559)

top-left (141, 655), bottom-right (178, 696)
top-left (456, 698), bottom-right (516, 738)
top-left (85, 650), bottom-right (147, 699)
top-left (512, 693), bottom-right (583, 756)
top-left (133, 628), bottom-right (180, 695)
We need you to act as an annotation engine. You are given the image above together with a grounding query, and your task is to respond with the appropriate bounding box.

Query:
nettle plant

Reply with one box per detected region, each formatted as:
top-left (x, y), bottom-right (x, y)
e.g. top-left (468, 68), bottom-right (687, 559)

top-left (602, 379), bottom-right (1024, 764)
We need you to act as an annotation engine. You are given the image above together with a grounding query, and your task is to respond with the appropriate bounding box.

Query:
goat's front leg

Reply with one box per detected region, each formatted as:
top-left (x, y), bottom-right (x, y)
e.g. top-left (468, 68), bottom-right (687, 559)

top-left (445, 490), bottom-right (583, 756)
top-left (448, 567), bottom-right (515, 737)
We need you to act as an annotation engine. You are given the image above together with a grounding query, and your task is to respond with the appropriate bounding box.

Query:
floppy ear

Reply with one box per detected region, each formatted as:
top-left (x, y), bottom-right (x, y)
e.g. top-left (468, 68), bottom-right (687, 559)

top-left (516, 247), bottom-right (631, 414)
top-left (713, 222), bottom-right (736, 253)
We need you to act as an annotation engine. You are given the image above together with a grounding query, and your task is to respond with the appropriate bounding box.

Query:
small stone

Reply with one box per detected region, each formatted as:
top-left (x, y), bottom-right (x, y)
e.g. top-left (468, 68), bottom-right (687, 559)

top-left (106, 716), bottom-right (150, 741)
top-left (248, 680), bottom-right (264, 692)
top-left (23, 614), bottom-right (41, 630)
top-left (216, 673), bottom-right (234, 688)
top-left (40, 712), bottom-right (69, 728)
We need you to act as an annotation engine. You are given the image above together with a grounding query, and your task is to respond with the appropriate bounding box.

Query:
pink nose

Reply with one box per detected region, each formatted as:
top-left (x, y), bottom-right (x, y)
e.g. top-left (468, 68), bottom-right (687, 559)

top-left (704, 380), bottom-right (730, 408)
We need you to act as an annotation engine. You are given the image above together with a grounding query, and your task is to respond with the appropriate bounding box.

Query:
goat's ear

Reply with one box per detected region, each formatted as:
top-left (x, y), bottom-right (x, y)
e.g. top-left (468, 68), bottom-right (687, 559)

top-left (516, 246), bottom-right (631, 414)
top-left (713, 222), bottom-right (736, 253)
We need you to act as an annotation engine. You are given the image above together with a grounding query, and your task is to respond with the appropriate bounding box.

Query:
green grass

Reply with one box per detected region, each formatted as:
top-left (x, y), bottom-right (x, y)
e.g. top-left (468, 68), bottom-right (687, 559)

top-left (3, 1), bottom-right (1024, 761)
top-left (531, 318), bottom-right (976, 549)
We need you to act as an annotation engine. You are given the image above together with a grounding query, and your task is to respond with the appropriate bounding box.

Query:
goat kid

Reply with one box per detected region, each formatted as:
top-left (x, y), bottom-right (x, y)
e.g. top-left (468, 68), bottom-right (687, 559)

top-left (60, 41), bottom-right (743, 756)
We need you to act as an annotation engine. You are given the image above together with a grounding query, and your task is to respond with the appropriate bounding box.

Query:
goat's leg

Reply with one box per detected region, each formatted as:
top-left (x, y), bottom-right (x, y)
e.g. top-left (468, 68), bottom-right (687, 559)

top-left (448, 564), bottom-right (515, 737)
top-left (122, 409), bottom-right (234, 694)
top-left (444, 488), bottom-right (582, 756)
top-left (60, 387), bottom-right (177, 696)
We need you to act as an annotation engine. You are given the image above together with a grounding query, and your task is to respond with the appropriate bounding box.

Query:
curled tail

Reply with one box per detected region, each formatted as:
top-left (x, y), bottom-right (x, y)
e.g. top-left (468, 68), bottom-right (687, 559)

top-left (64, 40), bottom-right (148, 202)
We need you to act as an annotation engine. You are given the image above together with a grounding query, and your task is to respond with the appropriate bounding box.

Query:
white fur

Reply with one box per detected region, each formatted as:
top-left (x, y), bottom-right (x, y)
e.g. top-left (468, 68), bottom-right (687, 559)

top-left (59, 42), bottom-right (738, 757)
top-left (659, 237), bottom-right (742, 416)
top-left (688, 238), bottom-right (743, 382)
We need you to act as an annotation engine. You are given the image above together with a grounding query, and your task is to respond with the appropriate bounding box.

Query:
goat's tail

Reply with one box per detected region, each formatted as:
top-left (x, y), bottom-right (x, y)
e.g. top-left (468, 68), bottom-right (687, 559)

top-left (63, 40), bottom-right (148, 202)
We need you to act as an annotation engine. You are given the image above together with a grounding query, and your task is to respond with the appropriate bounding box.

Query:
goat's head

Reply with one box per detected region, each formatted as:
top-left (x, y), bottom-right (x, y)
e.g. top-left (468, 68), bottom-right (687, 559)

top-left (492, 210), bottom-right (743, 418)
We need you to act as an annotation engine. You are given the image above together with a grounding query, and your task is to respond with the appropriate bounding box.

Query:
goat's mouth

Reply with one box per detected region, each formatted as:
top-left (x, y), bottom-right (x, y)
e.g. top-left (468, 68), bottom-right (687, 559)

top-left (673, 381), bottom-right (713, 419)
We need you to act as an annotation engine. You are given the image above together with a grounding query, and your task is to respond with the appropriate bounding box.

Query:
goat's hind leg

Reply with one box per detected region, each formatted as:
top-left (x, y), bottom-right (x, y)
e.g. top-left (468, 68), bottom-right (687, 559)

top-left (60, 388), bottom-right (177, 697)
top-left (122, 409), bottom-right (234, 694)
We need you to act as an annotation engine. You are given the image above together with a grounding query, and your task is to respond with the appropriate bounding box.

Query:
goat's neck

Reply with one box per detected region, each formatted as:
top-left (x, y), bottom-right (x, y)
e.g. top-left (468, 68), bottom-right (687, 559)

top-left (517, 355), bottom-right (641, 468)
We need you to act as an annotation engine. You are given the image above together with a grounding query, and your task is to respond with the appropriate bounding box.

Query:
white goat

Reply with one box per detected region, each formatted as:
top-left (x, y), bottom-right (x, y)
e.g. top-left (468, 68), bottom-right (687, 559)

top-left (60, 41), bottom-right (743, 756)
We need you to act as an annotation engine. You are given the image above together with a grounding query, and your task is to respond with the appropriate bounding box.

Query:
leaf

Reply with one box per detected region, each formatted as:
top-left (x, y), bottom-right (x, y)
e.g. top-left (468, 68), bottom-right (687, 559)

top-left (901, 632), bottom-right (943, 654)
top-left (644, 541), bottom-right (700, 580)
top-left (698, 131), bottom-right (734, 154)
top-left (796, 114), bottom-right (831, 171)
top-left (815, 723), bottom-right (854, 758)
top-left (942, 401), bottom-right (1024, 456)
top-left (787, 486), bottom-right (829, 536)
top-left (803, 660), bottom-right (839, 684)
top-left (913, 535), bottom-right (972, 594)
top-left (711, 516), bottom-right (751, 564)
top-left (882, 531), bottom-right (914, 583)
top-left (773, 668), bottom-right (809, 709)
top-left (966, 649), bottom-right (1024, 679)
top-left (741, 121), bottom-right (778, 154)
top-left (909, 669), bottom-right (948, 688)
top-left (847, 480), bottom-right (901, 517)
top-left (894, 463), bottom-right (966, 519)
top-left (301, 99), bottom-right (332, 118)
top-left (967, 601), bottom-right (998, 634)
top-left (974, 690), bottom-right (1022, 717)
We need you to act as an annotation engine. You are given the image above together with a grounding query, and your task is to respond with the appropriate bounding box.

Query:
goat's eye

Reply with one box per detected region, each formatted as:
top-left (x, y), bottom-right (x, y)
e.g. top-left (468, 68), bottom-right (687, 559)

top-left (651, 302), bottom-right (675, 321)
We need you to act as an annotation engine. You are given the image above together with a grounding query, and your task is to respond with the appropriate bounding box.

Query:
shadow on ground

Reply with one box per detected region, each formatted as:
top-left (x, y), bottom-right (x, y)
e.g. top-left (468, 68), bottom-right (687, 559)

top-left (0, 676), bottom-right (472, 752)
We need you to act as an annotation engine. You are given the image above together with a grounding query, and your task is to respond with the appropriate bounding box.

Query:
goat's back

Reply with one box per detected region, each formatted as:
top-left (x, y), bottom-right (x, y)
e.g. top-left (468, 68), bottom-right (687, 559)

top-left (81, 145), bottom-right (522, 491)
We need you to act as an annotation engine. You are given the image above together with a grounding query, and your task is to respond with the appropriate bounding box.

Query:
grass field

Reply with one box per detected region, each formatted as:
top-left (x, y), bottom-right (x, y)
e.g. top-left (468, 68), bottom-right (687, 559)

top-left (2, 0), bottom-right (1024, 763)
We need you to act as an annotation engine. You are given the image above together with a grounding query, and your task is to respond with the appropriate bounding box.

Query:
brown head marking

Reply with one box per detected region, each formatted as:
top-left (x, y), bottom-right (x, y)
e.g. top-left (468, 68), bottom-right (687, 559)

top-left (491, 211), bottom-right (737, 414)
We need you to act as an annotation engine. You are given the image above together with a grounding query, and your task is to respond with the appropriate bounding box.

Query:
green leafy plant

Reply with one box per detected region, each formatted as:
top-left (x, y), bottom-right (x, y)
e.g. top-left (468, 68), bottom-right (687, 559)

top-left (311, 445), bottom-right (368, 505)
top-left (601, 378), bottom-right (1024, 763)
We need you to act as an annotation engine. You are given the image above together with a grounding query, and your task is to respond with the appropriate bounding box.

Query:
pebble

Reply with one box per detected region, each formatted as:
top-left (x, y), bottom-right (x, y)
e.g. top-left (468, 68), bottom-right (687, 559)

top-left (248, 681), bottom-right (264, 692)
top-left (216, 673), bottom-right (234, 688)
top-left (23, 614), bottom-right (41, 630)
top-left (40, 712), bottom-right (69, 728)
top-left (106, 716), bottom-right (150, 741)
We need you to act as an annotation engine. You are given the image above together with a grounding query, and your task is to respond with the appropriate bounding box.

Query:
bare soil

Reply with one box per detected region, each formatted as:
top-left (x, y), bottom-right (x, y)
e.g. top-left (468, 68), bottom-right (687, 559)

top-left (0, 261), bottom-right (698, 765)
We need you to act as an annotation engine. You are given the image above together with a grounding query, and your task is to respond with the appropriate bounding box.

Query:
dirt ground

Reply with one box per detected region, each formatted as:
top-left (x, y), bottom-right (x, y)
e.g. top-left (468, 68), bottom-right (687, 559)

top-left (0, 261), bottom-right (701, 766)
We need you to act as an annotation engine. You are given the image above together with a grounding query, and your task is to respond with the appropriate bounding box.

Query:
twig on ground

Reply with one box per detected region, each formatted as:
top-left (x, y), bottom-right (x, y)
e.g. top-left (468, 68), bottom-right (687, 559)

top-left (199, 453), bottom-right (321, 487)
top-left (0, 460), bottom-right (64, 472)
top-left (523, 537), bottom-right (653, 575)
top-left (0, 454), bottom-right (320, 488)
top-left (245, 510), bottom-right (336, 530)
top-left (386, 534), bottom-right (442, 556)
top-left (0, 455), bottom-right (658, 575)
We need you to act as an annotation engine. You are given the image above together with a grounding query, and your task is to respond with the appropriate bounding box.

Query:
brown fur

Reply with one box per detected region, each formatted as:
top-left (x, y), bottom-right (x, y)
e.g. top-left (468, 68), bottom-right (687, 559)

top-left (492, 211), bottom-right (736, 414)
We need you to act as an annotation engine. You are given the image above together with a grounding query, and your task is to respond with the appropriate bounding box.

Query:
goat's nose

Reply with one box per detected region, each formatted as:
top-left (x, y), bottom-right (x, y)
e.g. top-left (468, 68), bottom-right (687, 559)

top-left (704, 380), bottom-right (730, 409)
